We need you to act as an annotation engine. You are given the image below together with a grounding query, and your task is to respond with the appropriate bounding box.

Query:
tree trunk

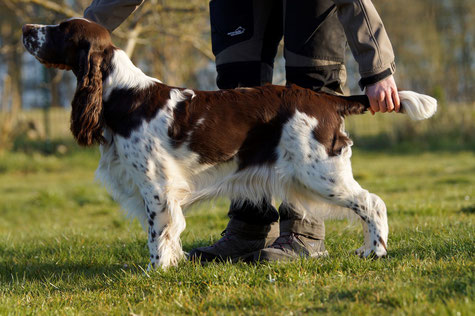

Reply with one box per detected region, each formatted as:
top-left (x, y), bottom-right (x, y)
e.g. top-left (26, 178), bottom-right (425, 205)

top-left (48, 68), bottom-right (63, 108)
top-left (9, 45), bottom-right (23, 113)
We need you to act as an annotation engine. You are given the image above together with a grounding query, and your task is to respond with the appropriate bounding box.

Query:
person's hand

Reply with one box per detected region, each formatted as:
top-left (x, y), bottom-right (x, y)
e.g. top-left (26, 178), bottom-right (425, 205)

top-left (365, 75), bottom-right (400, 114)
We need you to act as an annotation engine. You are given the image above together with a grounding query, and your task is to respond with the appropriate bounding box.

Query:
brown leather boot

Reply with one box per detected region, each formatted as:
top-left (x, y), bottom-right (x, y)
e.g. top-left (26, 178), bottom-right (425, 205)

top-left (244, 219), bottom-right (328, 262)
top-left (189, 218), bottom-right (279, 263)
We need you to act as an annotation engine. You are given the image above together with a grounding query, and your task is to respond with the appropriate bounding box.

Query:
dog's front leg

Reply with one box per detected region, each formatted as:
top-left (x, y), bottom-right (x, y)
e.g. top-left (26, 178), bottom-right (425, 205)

top-left (142, 189), bottom-right (186, 270)
top-left (354, 219), bottom-right (371, 256)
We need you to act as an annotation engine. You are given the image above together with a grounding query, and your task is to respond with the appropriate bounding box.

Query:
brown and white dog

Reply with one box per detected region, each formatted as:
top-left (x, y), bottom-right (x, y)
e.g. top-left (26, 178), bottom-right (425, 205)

top-left (22, 18), bottom-right (437, 269)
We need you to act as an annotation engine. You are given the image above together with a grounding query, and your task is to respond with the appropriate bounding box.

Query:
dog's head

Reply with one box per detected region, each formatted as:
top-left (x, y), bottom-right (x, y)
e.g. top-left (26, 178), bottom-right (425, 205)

top-left (22, 18), bottom-right (114, 146)
top-left (22, 18), bottom-right (112, 72)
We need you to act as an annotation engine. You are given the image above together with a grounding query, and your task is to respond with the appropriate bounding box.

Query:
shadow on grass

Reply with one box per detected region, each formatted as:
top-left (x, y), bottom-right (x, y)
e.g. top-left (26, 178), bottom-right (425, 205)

top-left (0, 238), bottom-right (217, 284)
top-left (388, 239), bottom-right (474, 261)
top-left (0, 241), bottom-right (147, 284)
top-left (0, 261), bottom-right (132, 283)
top-left (460, 205), bottom-right (475, 214)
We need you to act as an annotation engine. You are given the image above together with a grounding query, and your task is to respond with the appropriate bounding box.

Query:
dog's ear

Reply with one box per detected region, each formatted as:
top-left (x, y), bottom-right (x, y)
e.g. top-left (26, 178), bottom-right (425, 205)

top-left (71, 44), bottom-right (105, 146)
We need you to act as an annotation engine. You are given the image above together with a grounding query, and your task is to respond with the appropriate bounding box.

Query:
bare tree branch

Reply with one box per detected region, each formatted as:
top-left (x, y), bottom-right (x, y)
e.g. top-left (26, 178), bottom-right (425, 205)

top-left (147, 2), bottom-right (207, 14)
top-left (124, 24), bottom-right (143, 57)
top-left (138, 27), bottom-right (213, 61)
top-left (19, 0), bottom-right (80, 18)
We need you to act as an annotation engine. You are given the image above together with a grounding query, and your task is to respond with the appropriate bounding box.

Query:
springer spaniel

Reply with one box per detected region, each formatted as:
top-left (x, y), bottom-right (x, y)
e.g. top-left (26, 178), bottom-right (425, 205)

top-left (22, 18), bottom-right (437, 269)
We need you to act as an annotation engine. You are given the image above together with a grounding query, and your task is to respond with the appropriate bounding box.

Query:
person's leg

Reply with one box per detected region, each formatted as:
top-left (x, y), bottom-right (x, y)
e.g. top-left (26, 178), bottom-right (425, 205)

top-left (284, 0), bottom-right (347, 95)
top-left (246, 0), bottom-right (347, 262)
top-left (211, 0), bottom-right (283, 89)
top-left (244, 203), bottom-right (328, 262)
top-left (190, 0), bottom-right (283, 262)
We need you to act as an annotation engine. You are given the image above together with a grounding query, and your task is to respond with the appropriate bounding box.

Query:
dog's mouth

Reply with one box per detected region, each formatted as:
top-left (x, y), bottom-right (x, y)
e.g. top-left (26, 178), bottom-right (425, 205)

top-left (35, 56), bottom-right (72, 70)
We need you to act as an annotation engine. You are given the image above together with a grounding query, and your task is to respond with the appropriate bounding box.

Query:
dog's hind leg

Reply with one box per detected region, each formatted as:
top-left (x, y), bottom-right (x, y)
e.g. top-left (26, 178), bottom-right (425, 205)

top-left (141, 186), bottom-right (186, 269)
top-left (347, 192), bottom-right (388, 258)
top-left (294, 151), bottom-right (388, 258)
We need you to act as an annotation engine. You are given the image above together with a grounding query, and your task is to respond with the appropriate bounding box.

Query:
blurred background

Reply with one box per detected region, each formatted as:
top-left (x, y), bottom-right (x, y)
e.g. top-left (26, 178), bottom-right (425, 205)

top-left (0, 0), bottom-right (473, 153)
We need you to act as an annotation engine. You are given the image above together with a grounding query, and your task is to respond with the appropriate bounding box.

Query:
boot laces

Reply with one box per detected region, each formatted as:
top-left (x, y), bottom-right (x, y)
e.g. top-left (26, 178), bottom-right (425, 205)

top-left (271, 233), bottom-right (296, 251)
top-left (216, 229), bottom-right (232, 244)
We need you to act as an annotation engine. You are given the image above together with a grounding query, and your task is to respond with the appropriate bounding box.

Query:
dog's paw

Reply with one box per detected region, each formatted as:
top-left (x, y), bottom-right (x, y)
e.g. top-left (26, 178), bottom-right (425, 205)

top-left (149, 250), bottom-right (185, 270)
top-left (360, 246), bottom-right (387, 259)
top-left (147, 260), bottom-right (172, 270)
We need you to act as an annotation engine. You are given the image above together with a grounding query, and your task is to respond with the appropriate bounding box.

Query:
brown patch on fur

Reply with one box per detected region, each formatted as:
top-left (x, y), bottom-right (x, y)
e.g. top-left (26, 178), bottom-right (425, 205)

top-left (283, 85), bottom-right (354, 156)
top-left (168, 84), bottom-right (368, 164)
top-left (71, 51), bottom-right (105, 146)
top-left (185, 86), bottom-right (288, 165)
top-left (378, 236), bottom-right (387, 251)
top-left (106, 83), bottom-right (371, 165)
top-left (103, 84), bottom-right (171, 138)
top-left (135, 85), bottom-right (289, 165)
top-left (35, 57), bottom-right (72, 70)
top-left (335, 95), bottom-right (371, 116)
top-left (167, 93), bottom-right (198, 148)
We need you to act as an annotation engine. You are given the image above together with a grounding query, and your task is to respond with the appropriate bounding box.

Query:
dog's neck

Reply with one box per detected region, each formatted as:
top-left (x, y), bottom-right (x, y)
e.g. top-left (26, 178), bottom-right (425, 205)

top-left (103, 48), bottom-right (161, 101)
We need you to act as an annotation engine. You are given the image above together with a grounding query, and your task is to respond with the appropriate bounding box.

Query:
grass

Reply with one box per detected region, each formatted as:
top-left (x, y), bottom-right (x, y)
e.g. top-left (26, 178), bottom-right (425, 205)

top-left (0, 142), bottom-right (473, 315)
top-left (0, 105), bottom-right (474, 315)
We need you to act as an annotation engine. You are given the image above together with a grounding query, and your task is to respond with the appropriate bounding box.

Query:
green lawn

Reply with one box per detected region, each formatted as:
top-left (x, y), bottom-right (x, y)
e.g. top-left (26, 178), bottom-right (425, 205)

top-left (0, 146), bottom-right (473, 315)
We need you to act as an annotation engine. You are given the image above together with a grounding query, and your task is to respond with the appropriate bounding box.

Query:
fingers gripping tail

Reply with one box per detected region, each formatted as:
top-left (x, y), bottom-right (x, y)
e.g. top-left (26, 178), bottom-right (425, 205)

top-left (337, 91), bottom-right (437, 120)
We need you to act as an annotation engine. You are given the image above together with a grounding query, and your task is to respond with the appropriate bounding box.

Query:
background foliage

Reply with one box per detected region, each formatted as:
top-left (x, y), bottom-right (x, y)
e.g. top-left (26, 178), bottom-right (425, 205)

top-left (0, 0), bottom-right (473, 150)
top-left (0, 0), bottom-right (474, 107)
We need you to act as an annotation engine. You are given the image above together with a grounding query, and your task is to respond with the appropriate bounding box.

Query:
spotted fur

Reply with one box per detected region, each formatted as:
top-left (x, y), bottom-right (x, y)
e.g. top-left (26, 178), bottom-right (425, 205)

top-left (22, 18), bottom-right (437, 269)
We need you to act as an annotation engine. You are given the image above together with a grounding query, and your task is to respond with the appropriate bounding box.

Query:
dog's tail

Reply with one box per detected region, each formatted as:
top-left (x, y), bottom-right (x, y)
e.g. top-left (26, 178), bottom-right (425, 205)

top-left (336, 91), bottom-right (437, 120)
top-left (397, 91), bottom-right (438, 120)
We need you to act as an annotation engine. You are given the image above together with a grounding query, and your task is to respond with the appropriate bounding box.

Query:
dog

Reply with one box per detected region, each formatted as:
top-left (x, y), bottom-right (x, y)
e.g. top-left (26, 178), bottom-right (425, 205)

top-left (22, 18), bottom-right (437, 269)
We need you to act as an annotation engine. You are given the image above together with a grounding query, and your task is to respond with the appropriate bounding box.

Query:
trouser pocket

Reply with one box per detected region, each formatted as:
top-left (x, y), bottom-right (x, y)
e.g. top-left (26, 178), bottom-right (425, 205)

top-left (284, 0), bottom-right (346, 63)
top-left (209, 0), bottom-right (254, 56)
